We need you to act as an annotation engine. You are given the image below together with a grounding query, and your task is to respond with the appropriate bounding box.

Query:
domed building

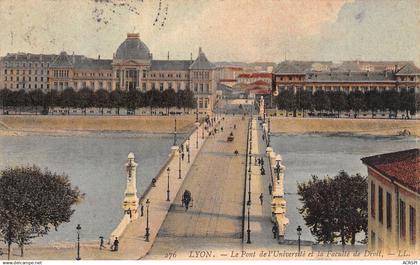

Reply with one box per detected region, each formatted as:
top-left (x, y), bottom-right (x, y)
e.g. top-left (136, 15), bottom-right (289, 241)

top-left (111, 33), bottom-right (216, 112)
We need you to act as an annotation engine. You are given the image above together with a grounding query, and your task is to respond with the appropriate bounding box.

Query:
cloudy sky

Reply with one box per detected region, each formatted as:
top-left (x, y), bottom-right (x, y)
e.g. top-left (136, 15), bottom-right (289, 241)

top-left (0, 0), bottom-right (418, 64)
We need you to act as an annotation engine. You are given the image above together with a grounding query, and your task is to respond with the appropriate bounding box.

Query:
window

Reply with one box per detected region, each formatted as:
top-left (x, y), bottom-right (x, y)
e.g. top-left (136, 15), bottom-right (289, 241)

top-left (378, 187), bottom-right (383, 223)
top-left (400, 200), bottom-right (406, 239)
top-left (371, 182), bottom-right (375, 218)
top-left (386, 192), bottom-right (392, 229)
top-left (159, 83), bottom-right (163, 91)
top-left (409, 206), bottom-right (416, 245)
top-left (142, 82), bottom-right (146, 90)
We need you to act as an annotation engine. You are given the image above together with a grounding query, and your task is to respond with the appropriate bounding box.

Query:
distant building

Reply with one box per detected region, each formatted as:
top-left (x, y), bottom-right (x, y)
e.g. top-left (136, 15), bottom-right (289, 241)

top-left (362, 149), bottom-right (419, 255)
top-left (0, 33), bottom-right (217, 113)
top-left (237, 72), bottom-right (272, 86)
top-left (273, 60), bottom-right (420, 109)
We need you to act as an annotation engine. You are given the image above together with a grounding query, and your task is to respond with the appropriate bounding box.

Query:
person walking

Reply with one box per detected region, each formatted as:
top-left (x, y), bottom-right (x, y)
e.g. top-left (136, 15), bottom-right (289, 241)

top-left (268, 184), bottom-right (272, 195)
top-left (272, 225), bottom-right (278, 239)
top-left (112, 237), bottom-right (119, 252)
top-left (99, 236), bottom-right (104, 250)
top-left (181, 152), bottom-right (185, 161)
top-left (140, 203), bottom-right (144, 216)
top-left (259, 193), bottom-right (264, 205)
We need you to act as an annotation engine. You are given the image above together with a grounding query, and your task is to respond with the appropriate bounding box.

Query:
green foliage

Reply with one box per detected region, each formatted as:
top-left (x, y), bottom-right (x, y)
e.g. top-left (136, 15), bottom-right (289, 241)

top-left (0, 165), bottom-right (82, 259)
top-left (275, 89), bottom-right (415, 116)
top-left (297, 170), bottom-right (367, 245)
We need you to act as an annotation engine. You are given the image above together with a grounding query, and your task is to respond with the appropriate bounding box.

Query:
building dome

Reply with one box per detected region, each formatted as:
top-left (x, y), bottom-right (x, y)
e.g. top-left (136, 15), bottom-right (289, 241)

top-left (115, 33), bottom-right (151, 60)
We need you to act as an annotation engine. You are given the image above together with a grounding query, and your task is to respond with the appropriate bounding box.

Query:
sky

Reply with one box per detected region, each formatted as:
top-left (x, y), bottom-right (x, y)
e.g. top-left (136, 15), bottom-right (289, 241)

top-left (0, 0), bottom-right (418, 65)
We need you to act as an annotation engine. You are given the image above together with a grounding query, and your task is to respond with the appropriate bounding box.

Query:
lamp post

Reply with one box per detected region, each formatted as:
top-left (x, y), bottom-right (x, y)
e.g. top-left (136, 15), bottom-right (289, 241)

top-left (195, 99), bottom-right (199, 149)
top-left (145, 199), bottom-right (150, 242)
top-left (275, 154), bottom-right (282, 181)
top-left (267, 117), bottom-right (271, 147)
top-left (297, 225), bottom-right (302, 253)
top-left (187, 138), bottom-right (190, 163)
top-left (246, 201), bottom-right (251, 244)
top-left (166, 167), bottom-right (170, 201)
top-left (178, 148), bottom-right (182, 179)
top-left (76, 224), bottom-right (81, 260)
top-left (173, 118), bottom-right (177, 146)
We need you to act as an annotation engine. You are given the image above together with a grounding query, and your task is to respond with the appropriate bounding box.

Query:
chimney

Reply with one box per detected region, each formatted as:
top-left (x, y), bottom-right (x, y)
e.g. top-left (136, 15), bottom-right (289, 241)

top-left (394, 64), bottom-right (398, 73)
top-left (167, 51), bottom-right (169, 60)
top-left (190, 52), bottom-right (193, 61)
top-left (127, 33), bottom-right (140, 39)
top-left (199, 47), bottom-right (202, 54)
top-left (98, 54), bottom-right (101, 60)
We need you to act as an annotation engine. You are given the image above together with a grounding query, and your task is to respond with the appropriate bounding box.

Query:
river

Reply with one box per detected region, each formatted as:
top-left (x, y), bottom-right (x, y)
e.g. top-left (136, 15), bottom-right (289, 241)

top-left (270, 133), bottom-right (418, 243)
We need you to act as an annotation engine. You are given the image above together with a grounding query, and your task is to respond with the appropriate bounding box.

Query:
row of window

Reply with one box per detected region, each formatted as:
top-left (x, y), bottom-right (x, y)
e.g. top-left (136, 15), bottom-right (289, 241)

top-left (192, 71), bottom-right (210, 80)
top-left (4, 76), bottom-right (46, 82)
top-left (278, 86), bottom-right (416, 93)
top-left (371, 181), bottom-right (416, 245)
top-left (2, 62), bottom-right (50, 68)
top-left (53, 70), bottom-right (69, 78)
top-left (5, 83), bottom-right (49, 90)
top-left (4, 69), bottom-right (48, 75)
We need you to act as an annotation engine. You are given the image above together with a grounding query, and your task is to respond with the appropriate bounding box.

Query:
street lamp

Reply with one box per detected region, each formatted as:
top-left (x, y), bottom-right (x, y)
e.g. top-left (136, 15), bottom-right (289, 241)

top-left (76, 224), bottom-right (81, 260)
top-left (275, 154), bottom-right (282, 181)
top-left (145, 199), bottom-right (150, 242)
top-left (246, 200), bottom-right (251, 244)
top-left (187, 138), bottom-right (190, 163)
top-left (297, 225), bottom-right (302, 253)
top-left (173, 118), bottom-right (177, 146)
top-left (178, 148), bottom-right (182, 179)
top-left (267, 117), bottom-right (271, 147)
top-left (195, 99), bottom-right (199, 149)
top-left (166, 167), bottom-right (170, 201)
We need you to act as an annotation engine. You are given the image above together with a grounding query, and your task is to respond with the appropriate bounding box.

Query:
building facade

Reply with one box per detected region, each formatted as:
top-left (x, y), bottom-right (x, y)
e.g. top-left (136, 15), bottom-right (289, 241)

top-left (362, 149), bottom-right (419, 256)
top-left (0, 33), bottom-right (216, 112)
top-left (273, 60), bottom-right (420, 109)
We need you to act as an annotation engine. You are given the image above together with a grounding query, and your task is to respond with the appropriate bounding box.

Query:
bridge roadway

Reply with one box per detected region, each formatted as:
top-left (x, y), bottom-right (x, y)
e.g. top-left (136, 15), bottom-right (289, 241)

top-left (146, 116), bottom-right (248, 258)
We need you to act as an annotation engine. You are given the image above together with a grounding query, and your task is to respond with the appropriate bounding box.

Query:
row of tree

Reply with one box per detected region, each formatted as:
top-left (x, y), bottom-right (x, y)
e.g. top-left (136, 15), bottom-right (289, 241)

top-left (297, 171), bottom-right (367, 245)
top-left (276, 89), bottom-right (416, 117)
top-left (0, 87), bottom-right (196, 115)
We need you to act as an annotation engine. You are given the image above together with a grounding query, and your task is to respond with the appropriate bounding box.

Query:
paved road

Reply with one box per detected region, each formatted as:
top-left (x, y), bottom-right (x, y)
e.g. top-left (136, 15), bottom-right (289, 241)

top-left (147, 116), bottom-right (248, 258)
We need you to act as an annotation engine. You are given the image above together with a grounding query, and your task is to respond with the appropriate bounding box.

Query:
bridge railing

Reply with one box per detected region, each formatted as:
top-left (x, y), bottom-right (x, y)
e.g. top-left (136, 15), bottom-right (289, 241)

top-left (241, 117), bottom-right (251, 242)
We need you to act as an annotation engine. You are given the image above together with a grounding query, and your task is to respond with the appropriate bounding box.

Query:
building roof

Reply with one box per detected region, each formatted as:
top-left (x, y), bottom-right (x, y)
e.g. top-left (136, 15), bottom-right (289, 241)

top-left (150, 60), bottom-right (193, 71)
top-left (0, 53), bottom-right (56, 63)
top-left (115, 33), bottom-right (152, 61)
top-left (361, 149), bottom-right (420, 194)
top-left (274, 60), bottom-right (333, 74)
top-left (189, 48), bottom-right (214, 70)
top-left (238, 73), bottom-right (272, 79)
top-left (396, 63), bottom-right (420, 75)
top-left (306, 71), bottom-right (396, 83)
top-left (50, 51), bottom-right (73, 68)
top-left (74, 57), bottom-right (112, 70)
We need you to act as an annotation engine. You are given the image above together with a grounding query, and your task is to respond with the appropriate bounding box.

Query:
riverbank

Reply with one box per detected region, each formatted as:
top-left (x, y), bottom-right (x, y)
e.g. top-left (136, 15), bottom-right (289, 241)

top-left (269, 117), bottom-right (420, 137)
top-left (0, 115), bottom-right (196, 136)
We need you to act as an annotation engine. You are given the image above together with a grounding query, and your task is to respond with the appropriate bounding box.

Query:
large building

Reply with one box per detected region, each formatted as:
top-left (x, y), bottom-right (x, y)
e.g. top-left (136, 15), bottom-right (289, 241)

top-left (0, 33), bottom-right (217, 113)
top-left (273, 60), bottom-right (420, 109)
top-left (362, 149), bottom-right (419, 256)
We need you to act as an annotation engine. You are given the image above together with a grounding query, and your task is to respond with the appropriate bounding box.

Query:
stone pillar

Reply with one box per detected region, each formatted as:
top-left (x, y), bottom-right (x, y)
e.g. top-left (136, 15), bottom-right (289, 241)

top-left (123, 152), bottom-right (139, 220)
top-left (259, 96), bottom-right (265, 118)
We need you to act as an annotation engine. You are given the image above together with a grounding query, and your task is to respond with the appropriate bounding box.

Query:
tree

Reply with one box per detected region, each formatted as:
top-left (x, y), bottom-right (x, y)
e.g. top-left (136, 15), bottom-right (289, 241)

top-left (0, 89), bottom-right (11, 114)
top-left (296, 90), bottom-right (312, 116)
top-left (297, 170), bottom-right (367, 245)
top-left (277, 89), bottom-right (296, 116)
top-left (0, 166), bottom-right (82, 259)
top-left (28, 89), bottom-right (45, 115)
top-left (110, 89), bottom-right (124, 115)
top-left (161, 88), bottom-right (177, 114)
top-left (76, 88), bottom-right (94, 115)
top-left (94, 89), bottom-right (110, 115)
top-left (124, 89), bottom-right (141, 114)
top-left (381, 90), bottom-right (400, 117)
top-left (365, 90), bottom-right (383, 118)
top-left (399, 88), bottom-right (416, 118)
top-left (347, 91), bottom-right (365, 116)
top-left (329, 91), bottom-right (347, 117)
top-left (312, 90), bottom-right (330, 112)
top-left (60, 87), bottom-right (77, 114)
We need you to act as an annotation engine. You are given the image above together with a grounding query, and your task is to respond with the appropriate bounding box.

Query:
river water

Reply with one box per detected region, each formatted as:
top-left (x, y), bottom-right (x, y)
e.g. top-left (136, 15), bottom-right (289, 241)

top-left (0, 132), bottom-right (417, 245)
top-left (270, 133), bottom-right (418, 243)
top-left (0, 133), bottom-right (174, 244)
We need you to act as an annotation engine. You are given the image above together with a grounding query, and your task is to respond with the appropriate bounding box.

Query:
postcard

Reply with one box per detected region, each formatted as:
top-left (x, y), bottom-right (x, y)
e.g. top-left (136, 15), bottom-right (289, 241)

top-left (0, 0), bottom-right (418, 264)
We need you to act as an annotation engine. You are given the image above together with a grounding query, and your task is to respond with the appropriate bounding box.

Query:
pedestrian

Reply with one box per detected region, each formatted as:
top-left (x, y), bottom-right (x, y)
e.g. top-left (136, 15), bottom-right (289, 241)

top-left (181, 152), bottom-right (185, 160)
top-left (99, 236), bottom-right (104, 250)
top-left (272, 225), bottom-right (278, 239)
top-left (268, 184), bottom-right (272, 195)
top-left (261, 158), bottom-right (264, 166)
top-left (181, 144), bottom-right (184, 152)
top-left (140, 203), bottom-right (144, 216)
top-left (259, 193), bottom-right (264, 205)
top-left (112, 237), bottom-right (119, 251)
top-left (261, 167), bottom-right (265, 175)
top-left (128, 208), bottom-right (132, 219)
